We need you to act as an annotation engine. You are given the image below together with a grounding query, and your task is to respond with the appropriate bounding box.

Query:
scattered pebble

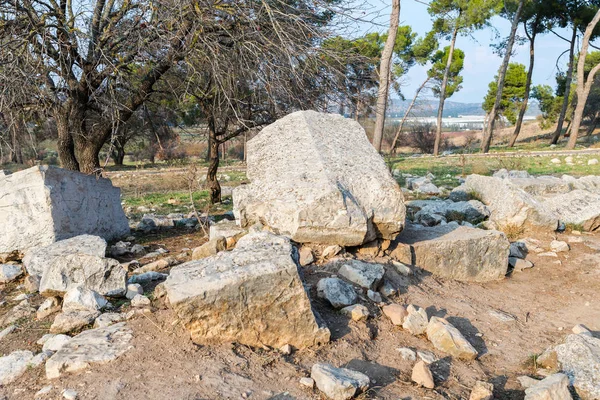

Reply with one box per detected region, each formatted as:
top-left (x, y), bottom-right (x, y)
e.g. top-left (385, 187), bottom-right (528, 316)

top-left (62, 389), bottom-right (78, 400)
top-left (396, 347), bottom-right (417, 361)
top-left (299, 377), bottom-right (314, 388)
top-left (412, 360), bottom-right (434, 389)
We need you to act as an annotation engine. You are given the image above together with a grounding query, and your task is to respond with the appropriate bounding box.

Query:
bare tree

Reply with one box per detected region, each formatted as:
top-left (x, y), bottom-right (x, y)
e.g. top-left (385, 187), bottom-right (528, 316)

top-left (372, 0), bottom-right (400, 153)
top-left (567, 8), bottom-right (600, 149)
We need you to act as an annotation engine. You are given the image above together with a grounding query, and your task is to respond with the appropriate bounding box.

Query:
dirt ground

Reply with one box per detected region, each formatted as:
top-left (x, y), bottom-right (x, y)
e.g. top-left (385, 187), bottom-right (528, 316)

top-left (1, 225), bottom-right (599, 400)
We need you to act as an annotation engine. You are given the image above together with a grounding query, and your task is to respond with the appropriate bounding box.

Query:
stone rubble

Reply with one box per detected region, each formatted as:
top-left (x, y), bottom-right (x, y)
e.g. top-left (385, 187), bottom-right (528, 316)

top-left (311, 363), bottom-right (370, 400)
top-left (317, 278), bottom-right (358, 309)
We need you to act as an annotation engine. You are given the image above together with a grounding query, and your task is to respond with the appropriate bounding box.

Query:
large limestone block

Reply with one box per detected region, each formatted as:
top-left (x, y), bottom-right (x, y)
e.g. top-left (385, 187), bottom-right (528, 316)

top-left (541, 190), bottom-right (600, 232)
top-left (45, 322), bottom-right (133, 379)
top-left (509, 176), bottom-right (573, 196)
top-left (23, 234), bottom-right (107, 278)
top-left (554, 334), bottom-right (600, 399)
top-left (524, 373), bottom-right (572, 400)
top-left (39, 254), bottom-right (127, 297)
top-left (233, 111), bottom-right (405, 246)
top-left (395, 224), bottom-right (509, 282)
top-left (0, 166), bottom-right (129, 253)
top-left (164, 232), bottom-right (330, 349)
top-left (463, 175), bottom-right (558, 230)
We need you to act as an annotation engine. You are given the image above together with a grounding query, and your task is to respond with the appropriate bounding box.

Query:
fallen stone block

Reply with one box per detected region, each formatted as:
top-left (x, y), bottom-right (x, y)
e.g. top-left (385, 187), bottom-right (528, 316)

top-left (426, 316), bottom-right (478, 360)
top-left (50, 310), bottom-right (100, 334)
top-left (524, 373), bottom-right (572, 400)
top-left (541, 190), bottom-right (600, 232)
top-left (394, 224), bottom-right (510, 282)
top-left (209, 220), bottom-right (247, 248)
top-left (233, 111), bottom-right (405, 246)
top-left (554, 334), bottom-right (600, 399)
top-left (338, 260), bottom-right (384, 290)
top-left (164, 232), bottom-right (330, 349)
top-left (45, 322), bottom-right (133, 379)
top-left (0, 166), bottom-right (129, 254)
top-left (317, 278), bottom-right (358, 309)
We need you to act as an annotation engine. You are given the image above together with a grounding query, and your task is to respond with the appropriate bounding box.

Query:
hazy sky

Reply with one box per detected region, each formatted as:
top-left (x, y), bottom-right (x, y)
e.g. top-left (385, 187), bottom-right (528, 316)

top-left (359, 0), bottom-right (584, 103)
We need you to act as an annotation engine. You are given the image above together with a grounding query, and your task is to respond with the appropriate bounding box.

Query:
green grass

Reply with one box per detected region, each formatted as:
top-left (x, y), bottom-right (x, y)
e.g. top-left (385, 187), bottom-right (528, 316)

top-left (123, 190), bottom-right (233, 218)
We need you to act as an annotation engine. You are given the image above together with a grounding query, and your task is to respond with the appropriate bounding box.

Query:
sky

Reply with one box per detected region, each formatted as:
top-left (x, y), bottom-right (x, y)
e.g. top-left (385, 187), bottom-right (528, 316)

top-left (356, 0), bottom-right (582, 104)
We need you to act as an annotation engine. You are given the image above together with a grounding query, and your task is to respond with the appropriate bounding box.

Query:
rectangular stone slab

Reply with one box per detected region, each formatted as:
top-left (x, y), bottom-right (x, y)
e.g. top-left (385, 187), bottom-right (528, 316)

top-left (395, 224), bottom-right (510, 282)
top-left (164, 232), bottom-right (330, 349)
top-left (0, 166), bottom-right (129, 253)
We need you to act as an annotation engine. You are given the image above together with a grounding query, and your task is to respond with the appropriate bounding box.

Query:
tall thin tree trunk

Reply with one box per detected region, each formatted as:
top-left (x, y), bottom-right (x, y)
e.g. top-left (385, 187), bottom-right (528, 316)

top-left (568, 8), bottom-right (600, 149)
top-left (510, 22), bottom-right (537, 147)
top-left (481, 0), bottom-right (525, 153)
top-left (372, 0), bottom-right (400, 153)
top-left (434, 24), bottom-right (459, 156)
top-left (552, 26), bottom-right (578, 145)
top-left (390, 77), bottom-right (430, 153)
top-left (206, 121), bottom-right (221, 204)
top-left (55, 112), bottom-right (80, 171)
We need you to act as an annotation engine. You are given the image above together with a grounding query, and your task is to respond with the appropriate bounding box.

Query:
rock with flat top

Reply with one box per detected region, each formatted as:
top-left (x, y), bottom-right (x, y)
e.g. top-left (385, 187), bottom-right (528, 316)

top-left (22, 234), bottom-right (108, 278)
top-left (93, 313), bottom-right (125, 328)
top-left (191, 237), bottom-right (227, 260)
top-left (338, 260), bottom-right (384, 290)
top-left (50, 310), bottom-right (100, 334)
top-left (42, 334), bottom-right (72, 352)
top-left (164, 232), bottom-right (329, 349)
top-left (39, 253), bottom-right (126, 297)
top-left (541, 190), bottom-right (600, 232)
top-left (383, 304), bottom-right (408, 326)
top-left (209, 220), bottom-right (247, 248)
top-left (45, 322), bottom-right (133, 379)
top-left (524, 373), bottom-right (572, 400)
top-left (0, 350), bottom-right (34, 385)
top-left (311, 363), bottom-right (370, 400)
top-left (550, 240), bottom-right (570, 253)
top-left (0, 264), bottom-right (23, 283)
top-left (62, 286), bottom-right (107, 312)
top-left (395, 223), bottom-right (509, 282)
top-left (0, 166), bottom-right (129, 254)
top-left (233, 111), bottom-right (405, 246)
top-left (426, 316), bottom-right (478, 360)
top-left (340, 304), bottom-right (369, 321)
top-left (317, 278), bottom-right (357, 309)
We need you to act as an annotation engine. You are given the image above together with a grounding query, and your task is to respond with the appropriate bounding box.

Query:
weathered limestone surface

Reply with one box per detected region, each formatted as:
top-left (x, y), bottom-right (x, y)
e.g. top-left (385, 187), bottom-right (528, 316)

top-left (541, 190), bottom-right (600, 232)
top-left (395, 224), bottom-right (510, 282)
top-left (554, 334), bottom-right (600, 400)
top-left (164, 232), bottom-right (330, 349)
top-left (462, 175), bottom-right (558, 230)
top-left (23, 234), bottom-right (107, 278)
top-left (0, 166), bottom-right (129, 253)
top-left (233, 111), bottom-right (405, 246)
top-left (45, 322), bottom-right (133, 379)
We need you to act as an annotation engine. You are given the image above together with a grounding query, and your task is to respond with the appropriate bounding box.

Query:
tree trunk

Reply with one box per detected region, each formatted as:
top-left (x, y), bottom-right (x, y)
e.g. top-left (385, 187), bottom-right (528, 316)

top-left (568, 9), bottom-right (600, 149)
top-left (481, 0), bottom-right (525, 153)
top-left (390, 77), bottom-right (430, 153)
top-left (206, 124), bottom-right (221, 204)
top-left (372, 0), bottom-right (400, 153)
top-left (55, 112), bottom-right (80, 171)
top-left (77, 141), bottom-right (102, 175)
top-left (509, 22), bottom-right (536, 147)
top-left (112, 145), bottom-right (126, 166)
top-left (434, 24), bottom-right (459, 156)
top-left (552, 26), bottom-right (578, 145)
top-left (586, 112), bottom-right (599, 135)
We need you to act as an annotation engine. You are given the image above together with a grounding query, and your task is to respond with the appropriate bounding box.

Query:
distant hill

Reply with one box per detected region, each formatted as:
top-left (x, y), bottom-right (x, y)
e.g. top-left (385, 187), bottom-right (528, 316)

top-left (387, 98), bottom-right (541, 118)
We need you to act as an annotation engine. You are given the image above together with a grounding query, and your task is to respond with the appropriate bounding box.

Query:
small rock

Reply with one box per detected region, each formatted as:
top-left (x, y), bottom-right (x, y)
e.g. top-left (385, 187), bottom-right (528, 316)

top-left (93, 313), bottom-right (125, 328)
top-left (550, 240), bottom-right (569, 253)
top-left (0, 264), bottom-right (24, 283)
top-left (379, 280), bottom-right (397, 297)
top-left (510, 242), bottom-right (528, 259)
top-left (538, 252), bottom-right (558, 258)
top-left (34, 385), bottom-right (53, 398)
top-left (37, 297), bottom-right (61, 320)
top-left (367, 290), bottom-right (382, 303)
top-left (551, 158), bottom-right (561, 164)
top-left (417, 350), bottom-right (437, 364)
top-left (12, 293), bottom-right (28, 301)
top-left (402, 304), bottom-right (428, 335)
top-left (524, 373), bottom-right (572, 400)
top-left (131, 294), bottom-right (151, 307)
top-left (572, 324), bottom-right (592, 336)
top-left (340, 304), bottom-right (369, 321)
top-left (62, 286), bottom-right (108, 312)
top-left (279, 344), bottom-right (293, 355)
top-left (411, 360), bottom-right (434, 389)
top-left (130, 244), bottom-right (146, 256)
top-left (382, 304), bottom-right (407, 326)
top-left (311, 363), bottom-right (370, 400)
top-left (42, 334), bottom-right (72, 352)
top-left (62, 389), bottom-right (78, 400)
top-left (127, 271), bottom-right (168, 284)
top-left (299, 377), bottom-right (315, 388)
top-left (426, 316), bottom-right (478, 360)
top-left (322, 245), bottom-right (342, 259)
top-left (125, 283), bottom-right (144, 300)
top-left (298, 247), bottom-right (314, 266)
top-left (469, 381), bottom-right (493, 400)
top-left (317, 278), bottom-right (357, 309)
top-left (50, 310), bottom-right (100, 334)
top-left (338, 260), bottom-right (384, 290)
top-left (509, 257), bottom-right (534, 272)
top-left (0, 325), bottom-right (16, 342)
top-left (132, 256), bottom-right (177, 274)
top-left (518, 376), bottom-right (541, 389)
top-left (191, 237), bottom-right (227, 260)
top-left (588, 158), bottom-right (599, 165)
top-left (489, 309), bottom-right (517, 322)
top-left (24, 275), bottom-right (41, 293)
top-left (396, 347), bottom-right (416, 361)
top-left (391, 260), bottom-right (412, 276)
